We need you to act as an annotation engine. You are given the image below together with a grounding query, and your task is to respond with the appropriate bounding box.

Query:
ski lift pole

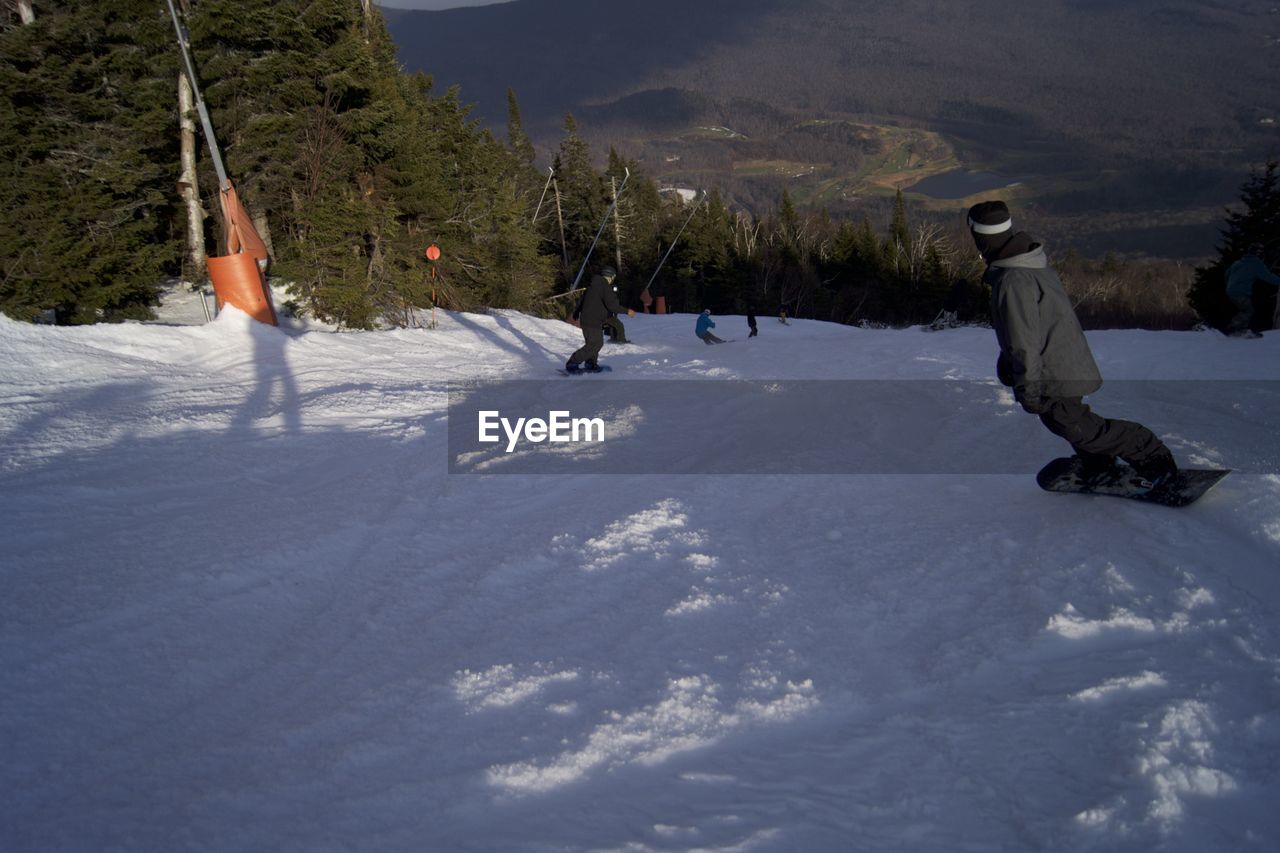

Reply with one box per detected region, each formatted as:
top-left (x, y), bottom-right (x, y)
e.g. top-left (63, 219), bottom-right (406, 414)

top-left (166, 0), bottom-right (276, 326)
top-left (531, 167), bottom-right (555, 224)
top-left (424, 244), bottom-right (442, 329)
top-left (569, 168), bottom-right (629, 291)
top-left (645, 190), bottom-right (705, 292)
top-left (164, 0), bottom-right (229, 191)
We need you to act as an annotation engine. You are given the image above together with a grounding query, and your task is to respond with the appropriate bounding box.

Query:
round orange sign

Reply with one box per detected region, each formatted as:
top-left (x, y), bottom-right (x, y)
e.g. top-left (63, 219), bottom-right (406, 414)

top-left (425, 244), bottom-right (442, 261)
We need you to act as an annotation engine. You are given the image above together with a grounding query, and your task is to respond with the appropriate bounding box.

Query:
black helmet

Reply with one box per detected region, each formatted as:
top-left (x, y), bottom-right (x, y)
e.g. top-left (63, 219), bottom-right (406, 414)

top-left (602, 265), bottom-right (617, 279)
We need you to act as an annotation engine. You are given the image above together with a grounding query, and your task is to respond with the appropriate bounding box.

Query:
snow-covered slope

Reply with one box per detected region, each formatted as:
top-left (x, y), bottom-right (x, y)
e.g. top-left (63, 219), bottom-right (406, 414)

top-left (2, 308), bottom-right (1278, 851)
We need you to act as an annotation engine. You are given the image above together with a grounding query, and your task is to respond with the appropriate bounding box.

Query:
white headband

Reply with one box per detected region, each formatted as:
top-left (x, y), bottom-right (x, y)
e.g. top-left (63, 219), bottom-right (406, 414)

top-left (968, 217), bottom-right (1012, 235)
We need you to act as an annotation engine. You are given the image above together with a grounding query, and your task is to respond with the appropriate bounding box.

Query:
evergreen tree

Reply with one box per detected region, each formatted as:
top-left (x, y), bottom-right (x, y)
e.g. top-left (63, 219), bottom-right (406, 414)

top-left (856, 214), bottom-right (880, 263)
top-left (765, 189), bottom-right (821, 318)
top-left (396, 80), bottom-right (552, 313)
top-left (504, 88), bottom-right (546, 236)
top-left (886, 188), bottom-right (909, 275)
top-left (0, 0), bottom-right (179, 323)
top-left (778, 188), bottom-right (799, 247)
top-left (505, 88), bottom-right (536, 172)
top-left (658, 190), bottom-right (735, 313)
top-left (187, 0), bottom-right (423, 326)
top-left (552, 114), bottom-right (606, 288)
top-left (1189, 160), bottom-right (1280, 331)
top-left (186, 0), bottom-right (551, 326)
top-left (603, 147), bottom-right (661, 303)
top-left (829, 217), bottom-right (882, 324)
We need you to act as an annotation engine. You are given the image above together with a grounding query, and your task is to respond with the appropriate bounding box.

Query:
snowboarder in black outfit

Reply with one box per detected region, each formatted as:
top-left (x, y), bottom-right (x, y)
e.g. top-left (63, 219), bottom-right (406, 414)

top-left (747, 305), bottom-right (758, 338)
top-left (603, 314), bottom-right (630, 344)
top-left (968, 200), bottom-right (1178, 489)
top-left (567, 266), bottom-right (622, 372)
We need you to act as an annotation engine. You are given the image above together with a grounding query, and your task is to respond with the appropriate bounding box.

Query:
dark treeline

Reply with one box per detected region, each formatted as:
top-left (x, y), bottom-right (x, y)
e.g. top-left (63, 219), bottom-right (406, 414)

top-left (1188, 161), bottom-right (1280, 332)
top-left (2, 0), bottom-right (555, 327)
top-left (0, 2), bottom-right (1267, 332)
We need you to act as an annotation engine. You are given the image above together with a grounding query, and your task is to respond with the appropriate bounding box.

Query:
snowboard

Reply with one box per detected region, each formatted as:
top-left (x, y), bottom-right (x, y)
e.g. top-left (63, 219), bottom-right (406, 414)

top-left (1035, 456), bottom-right (1231, 508)
top-left (557, 364), bottom-right (613, 376)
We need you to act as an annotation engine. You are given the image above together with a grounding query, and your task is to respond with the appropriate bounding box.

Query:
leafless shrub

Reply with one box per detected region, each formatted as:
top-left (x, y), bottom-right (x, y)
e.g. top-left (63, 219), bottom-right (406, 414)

top-left (1056, 254), bottom-right (1198, 330)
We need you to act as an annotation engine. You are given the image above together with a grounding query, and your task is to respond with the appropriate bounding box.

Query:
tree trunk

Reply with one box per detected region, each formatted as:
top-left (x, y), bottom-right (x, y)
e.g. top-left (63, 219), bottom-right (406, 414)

top-left (17, 0), bottom-right (34, 25)
top-left (252, 210), bottom-right (274, 263)
top-left (178, 72), bottom-right (207, 282)
top-left (553, 178), bottom-right (568, 272)
top-left (611, 176), bottom-right (623, 275)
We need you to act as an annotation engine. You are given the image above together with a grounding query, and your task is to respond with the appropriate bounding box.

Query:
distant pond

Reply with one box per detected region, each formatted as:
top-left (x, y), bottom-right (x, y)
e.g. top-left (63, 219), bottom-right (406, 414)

top-left (905, 170), bottom-right (1020, 200)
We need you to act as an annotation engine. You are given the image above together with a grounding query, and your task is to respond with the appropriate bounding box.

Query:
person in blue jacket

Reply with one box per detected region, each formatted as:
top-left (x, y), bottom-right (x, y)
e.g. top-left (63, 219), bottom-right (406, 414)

top-left (695, 309), bottom-right (726, 344)
top-left (1225, 244), bottom-right (1280, 337)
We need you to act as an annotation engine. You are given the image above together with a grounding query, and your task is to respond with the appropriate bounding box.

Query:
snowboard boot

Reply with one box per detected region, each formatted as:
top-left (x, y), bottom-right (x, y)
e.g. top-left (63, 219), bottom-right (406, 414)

top-left (1073, 453), bottom-right (1124, 487)
top-left (1129, 449), bottom-right (1178, 492)
top-left (583, 360), bottom-right (603, 373)
top-left (564, 361), bottom-right (582, 373)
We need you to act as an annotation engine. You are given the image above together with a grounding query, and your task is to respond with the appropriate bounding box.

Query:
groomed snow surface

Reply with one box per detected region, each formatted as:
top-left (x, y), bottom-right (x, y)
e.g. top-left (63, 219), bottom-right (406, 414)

top-left (2, 300), bottom-right (1279, 852)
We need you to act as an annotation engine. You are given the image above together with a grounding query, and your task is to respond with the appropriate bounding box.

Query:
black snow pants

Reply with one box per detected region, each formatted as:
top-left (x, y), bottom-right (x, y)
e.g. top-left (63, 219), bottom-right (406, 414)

top-left (569, 325), bottom-right (605, 366)
top-left (1037, 397), bottom-right (1168, 465)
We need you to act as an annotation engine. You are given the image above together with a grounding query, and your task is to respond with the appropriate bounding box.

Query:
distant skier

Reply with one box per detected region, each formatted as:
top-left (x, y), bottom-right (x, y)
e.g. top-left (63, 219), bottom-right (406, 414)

top-left (747, 304), bottom-right (759, 338)
top-left (696, 309), bottom-right (726, 344)
top-left (1224, 244), bottom-right (1280, 338)
top-left (967, 200), bottom-right (1178, 489)
top-left (566, 265), bottom-right (622, 373)
top-left (778, 309), bottom-right (790, 325)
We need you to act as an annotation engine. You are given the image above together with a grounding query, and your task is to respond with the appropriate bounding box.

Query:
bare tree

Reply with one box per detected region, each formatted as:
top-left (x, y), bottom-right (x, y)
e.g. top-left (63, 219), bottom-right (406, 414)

top-left (733, 212), bottom-right (761, 256)
top-left (16, 1), bottom-right (34, 25)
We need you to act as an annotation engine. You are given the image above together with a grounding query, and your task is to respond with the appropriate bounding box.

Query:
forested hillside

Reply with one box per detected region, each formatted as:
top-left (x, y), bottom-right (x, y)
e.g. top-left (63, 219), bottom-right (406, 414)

top-left (1, 0), bottom-right (553, 327)
top-left (1, 2), bottom-right (1274, 330)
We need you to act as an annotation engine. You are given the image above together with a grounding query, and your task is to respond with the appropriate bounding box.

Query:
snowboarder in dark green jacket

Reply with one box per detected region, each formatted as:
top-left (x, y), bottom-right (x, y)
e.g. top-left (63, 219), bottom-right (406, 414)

top-left (1225, 245), bottom-right (1280, 337)
top-left (968, 200), bottom-right (1178, 489)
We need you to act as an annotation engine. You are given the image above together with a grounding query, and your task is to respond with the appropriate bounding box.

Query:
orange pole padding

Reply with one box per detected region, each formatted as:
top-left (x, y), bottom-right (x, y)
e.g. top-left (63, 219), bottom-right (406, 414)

top-left (208, 252), bottom-right (277, 325)
top-left (655, 296), bottom-right (667, 315)
top-left (219, 183), bottom-right (269, 261)
top-left (210, 181), bottom-right (277, 325)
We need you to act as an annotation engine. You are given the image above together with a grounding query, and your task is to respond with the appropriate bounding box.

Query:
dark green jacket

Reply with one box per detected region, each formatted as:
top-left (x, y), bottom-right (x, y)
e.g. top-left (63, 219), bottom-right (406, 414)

top-left (985, 244), bottom-right (1102, 407)
top-left (575, 274), bottom-right (623, 326)
top-left (1225, 254), bottom-right (1280, 299)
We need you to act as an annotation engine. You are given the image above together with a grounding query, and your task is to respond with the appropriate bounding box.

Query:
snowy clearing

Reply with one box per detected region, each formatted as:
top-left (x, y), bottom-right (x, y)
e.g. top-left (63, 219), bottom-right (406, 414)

top-left (2, 305), bottom-right (1278, 852)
